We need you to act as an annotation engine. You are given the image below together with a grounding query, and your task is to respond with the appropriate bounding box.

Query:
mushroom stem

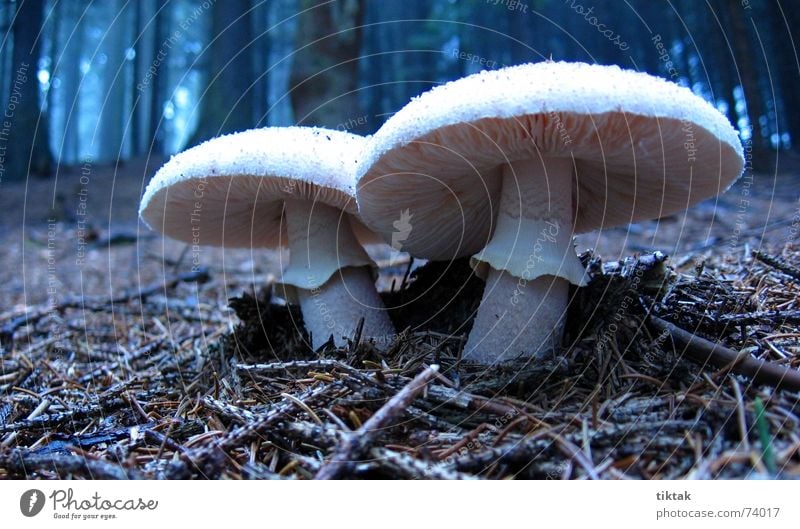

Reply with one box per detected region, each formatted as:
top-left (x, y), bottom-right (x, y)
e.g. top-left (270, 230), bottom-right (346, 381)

top-left (465, 270), bottom-right (569, 363)
top-left (464, 156), bottom-right (583, 364)
top-left (283, 199), bottom-right (395, 349)
top-left (295, 266), bottom-right (393, 349)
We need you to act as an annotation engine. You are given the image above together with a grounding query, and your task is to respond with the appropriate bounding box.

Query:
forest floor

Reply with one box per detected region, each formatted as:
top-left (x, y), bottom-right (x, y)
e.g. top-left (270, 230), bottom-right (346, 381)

top-left (1, 156), bottom-right (800, 479)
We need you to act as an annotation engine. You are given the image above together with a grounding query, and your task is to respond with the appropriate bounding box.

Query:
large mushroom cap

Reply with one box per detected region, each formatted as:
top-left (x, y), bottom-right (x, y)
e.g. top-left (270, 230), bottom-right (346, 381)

top-left (357, 61), bottom-right (745, 261)
top-left (139, 126), bottom-right (366, 248)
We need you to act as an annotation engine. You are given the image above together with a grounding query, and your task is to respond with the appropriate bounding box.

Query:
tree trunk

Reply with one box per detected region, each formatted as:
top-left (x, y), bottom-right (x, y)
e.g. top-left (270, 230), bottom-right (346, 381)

top-left (707, 0), bottom-right (739, 129)
top-left (769, 0), bottom-right (800, 148)
top-left (98, 0), bottom-right (131, 162)
top-left (131, 0), bottom-right (157, 157)
top-left (148, 3), bottom-right (166, 155)
top-left (0, 3), bottom-right (12, 112)
top-left (266, 0), bottom-right (298, 126)
top-left (3, 0), bottom-right (52, 180)
top-left (188, 0), bottom-right (255, 146)
top-left (290, 0), bottom-right (365, 130)
top-left (58, 1), bottom-right (87, 164)
top-left (726, 0), bottom-right (768, 159)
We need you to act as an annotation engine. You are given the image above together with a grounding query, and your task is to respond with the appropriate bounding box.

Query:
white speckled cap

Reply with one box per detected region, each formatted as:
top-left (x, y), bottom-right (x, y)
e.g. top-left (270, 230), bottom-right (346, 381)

top-left (357, 61), bottom-right (745, 261)
top-left (139, 126), bottom-right (369, 248)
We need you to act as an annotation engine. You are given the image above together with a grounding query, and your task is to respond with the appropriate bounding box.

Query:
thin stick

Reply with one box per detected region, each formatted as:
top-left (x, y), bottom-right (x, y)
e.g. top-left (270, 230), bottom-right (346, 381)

top-left (0, 451), bottom-right (145, 480)
top-left (545, 431), bottom-right (601, 480)
top-left (718, 310), bottom-right (800, 325)
top-left (648, 315), bottom-right (800, 392)
top-left (370, 447), bottom-right (475, 480)
top-left (1, 398), bottom-right (51, 447)
top-left (184, 383), bottom-right (334, 470)
top-left (753, 251), bottom-right (800, 282)
top-left (315, 365), bottom-right (439, 480)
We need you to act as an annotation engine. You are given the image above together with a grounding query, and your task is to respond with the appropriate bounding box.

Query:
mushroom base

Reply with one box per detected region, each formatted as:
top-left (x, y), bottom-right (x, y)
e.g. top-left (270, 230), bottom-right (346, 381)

top-left (463, 270), bottom-right (568, 363)
top-left (296, 266), bottom-right (396, 350)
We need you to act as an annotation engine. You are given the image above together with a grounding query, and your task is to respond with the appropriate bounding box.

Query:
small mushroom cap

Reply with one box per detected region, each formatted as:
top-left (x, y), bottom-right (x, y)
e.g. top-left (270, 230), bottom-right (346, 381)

top-left (357, 61), bottom-right (745, 261)
top-left (139, 127), bottom-right (366, 248)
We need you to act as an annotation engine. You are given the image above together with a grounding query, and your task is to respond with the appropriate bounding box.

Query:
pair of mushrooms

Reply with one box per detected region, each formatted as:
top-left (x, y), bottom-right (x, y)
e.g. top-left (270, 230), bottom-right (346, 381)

top-left (140, 62), bottom-right (744, 365)
top-left (139, 127), bottom-right (395, 351)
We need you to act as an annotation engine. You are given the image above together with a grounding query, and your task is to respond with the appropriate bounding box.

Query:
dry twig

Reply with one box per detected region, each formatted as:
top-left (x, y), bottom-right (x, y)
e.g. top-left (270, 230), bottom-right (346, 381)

top-left (315, 365), bottom-right (439, 479)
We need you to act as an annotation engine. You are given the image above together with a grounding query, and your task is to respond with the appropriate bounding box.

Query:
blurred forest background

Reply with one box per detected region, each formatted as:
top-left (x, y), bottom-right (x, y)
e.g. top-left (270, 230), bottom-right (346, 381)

top-left (0, 0), bottom-right (797, 185)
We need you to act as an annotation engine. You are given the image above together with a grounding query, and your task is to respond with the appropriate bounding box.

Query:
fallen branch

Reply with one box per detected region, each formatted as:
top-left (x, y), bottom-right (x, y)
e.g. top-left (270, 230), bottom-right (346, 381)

top-left (30, 425), bottom-right (144, 455)
top-left (717, 310), bottom-right (800, 326)
top-left (0, 450), bottom-right (145, 479)
top-left (600, 251), bottom-right (668, 277)
top-left (648, 315), bottom-right (800, 392)
top-left (201, 396), bottom-right (259, 424)
top-left (315, 365), bottom-right (439, 480)
top-left (369, 447), bottom-right (476, 480)
top-left (422, 383), bottom-right (536, 420)
top-left (753, 251), bottom-right (800, 282)
top-left (0, 398), bottom-right (129, 435)
top-left (233, 358), bottom-right (379, 387)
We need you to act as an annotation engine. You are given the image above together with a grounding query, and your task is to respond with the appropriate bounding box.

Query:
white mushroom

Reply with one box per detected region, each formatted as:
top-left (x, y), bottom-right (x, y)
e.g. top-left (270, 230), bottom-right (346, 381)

top-left (357, 61), bottom-right (744, 364)
top-left (140, 126), bottom-right (395, 350)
